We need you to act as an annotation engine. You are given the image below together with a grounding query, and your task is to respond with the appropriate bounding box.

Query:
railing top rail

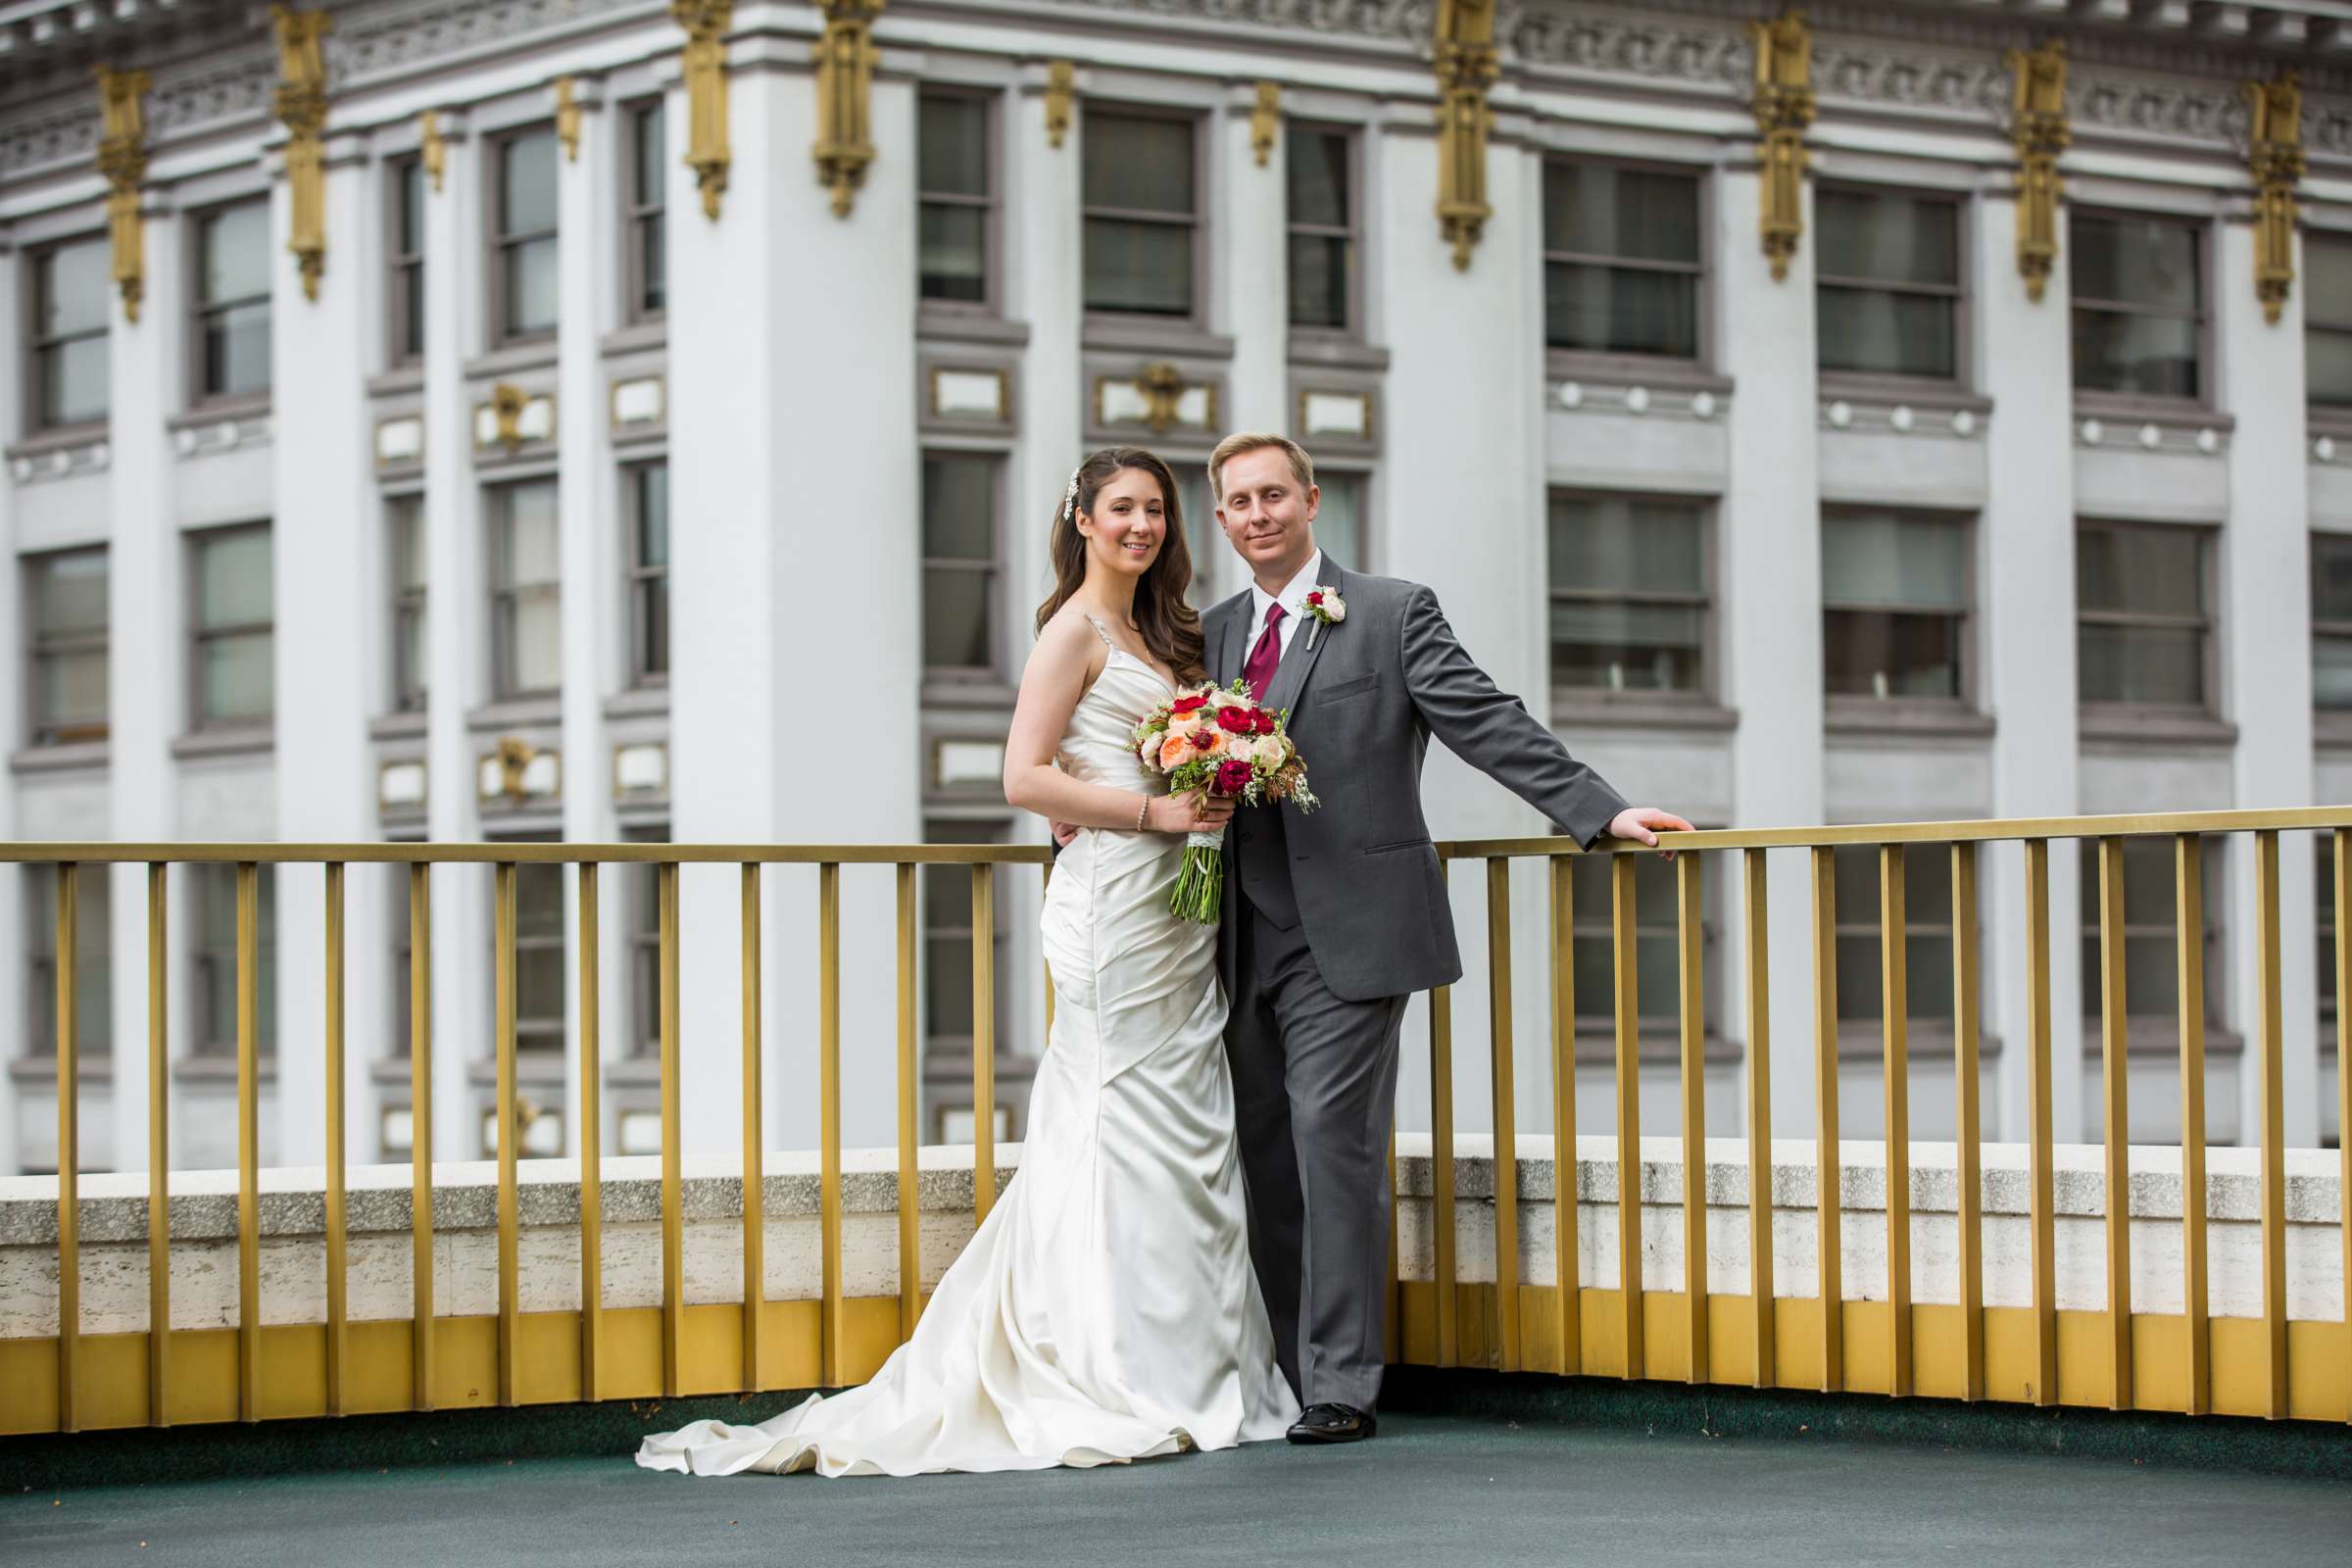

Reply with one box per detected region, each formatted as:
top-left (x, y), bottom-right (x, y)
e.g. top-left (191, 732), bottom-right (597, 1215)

top-left (1438, 804), bottom-right (2352, 858)
top-left (0, 843), bottom-right (1058, 866)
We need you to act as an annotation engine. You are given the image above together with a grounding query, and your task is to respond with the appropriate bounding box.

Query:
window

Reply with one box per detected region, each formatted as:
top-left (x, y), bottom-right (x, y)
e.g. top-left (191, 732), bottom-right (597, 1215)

top-left (194, 202), bottom-right (270, 401)
top-left (1082, 111), bottom-right (1199, 318)
top-left (1287, 125), bottom-right (1355, 333)
top-left (923, 818), bottom-right (1010, 1060)
top-left (27, 548), bottom-right (108, 746)
top-left (917, 93), bottom-right (992, 307)
top-left (2311, 232), bottom-right (2352, 408)
top-left (1570, 853), bottom-right (1710, 1033)
top-left (1833, 845), bottom-right (1959, 1023)
top-left (493, 128), bottom-right (560, 343)
top-left (1543, 164), bottom-right (1701, 360)
top-left (389, 495), bottom-right (427, 712)
top-left (1822, 511), bottom-right (1969, 704)
top-left (191, 525), bottom-right (272, 729)
top-left (1547, 494), bottom-right (1708, 697)
top-left (921, 453), bottom-right (1000, 676)
top-left (26, 864), bottom-right (110, 1059)
top-left (1816, 188), bottom-right (1960, 380)
top-left (1315, 471), bottom-right (1367, 570)
top-left (2071, 212), bottom-right (2203, 400)
top-left (2078, 521), bottom-right (2209, 710)
top-left (391, 859), bottom-right (416, 1064)
top-left (495, 840), bottom-right (566, 1055)
top-left (1178, 467), bottom-right (1218, 607)
top-left (628, 463), bottom-right (669, 686)
top-left (626, 827), bottom-right (668, 1058)
top-left (193, 863), bottom-right (276, 1056)
top-left (2079, 836), bottom-right (2222, 1024)
top-left (2313, 534), bottom-right (2352, 711)
top-left (626, 104), bottom-right (665, 320)
top-left (389, 156), bottom-right (425, 365)
top-left (31, 237), bottom-right (109, 428)
top-left (489, 479), bottom-right (561, 700)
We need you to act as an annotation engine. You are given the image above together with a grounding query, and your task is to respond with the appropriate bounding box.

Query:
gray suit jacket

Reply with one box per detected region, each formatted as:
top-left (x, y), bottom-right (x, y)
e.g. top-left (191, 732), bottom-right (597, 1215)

top-left (1209, 557), bottom-right (1629, 1003)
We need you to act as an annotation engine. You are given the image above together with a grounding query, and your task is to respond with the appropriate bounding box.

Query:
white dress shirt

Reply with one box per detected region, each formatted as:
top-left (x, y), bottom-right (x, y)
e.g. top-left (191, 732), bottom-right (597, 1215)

top-left (1246, 549), bottom-right (1324, 663)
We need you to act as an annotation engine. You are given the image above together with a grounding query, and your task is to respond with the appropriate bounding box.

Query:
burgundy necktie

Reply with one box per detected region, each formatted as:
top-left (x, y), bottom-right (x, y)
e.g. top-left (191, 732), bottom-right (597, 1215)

top-left (1244, 604), bottom-right (1286, 702)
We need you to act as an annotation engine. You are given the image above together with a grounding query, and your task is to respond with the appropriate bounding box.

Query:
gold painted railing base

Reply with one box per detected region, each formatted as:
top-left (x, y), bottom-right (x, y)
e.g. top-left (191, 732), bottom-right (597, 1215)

top-left (1394, 1285), bottom-right (2351, 1423)
top-left (6, 1285), bottom-right (2344, 1436)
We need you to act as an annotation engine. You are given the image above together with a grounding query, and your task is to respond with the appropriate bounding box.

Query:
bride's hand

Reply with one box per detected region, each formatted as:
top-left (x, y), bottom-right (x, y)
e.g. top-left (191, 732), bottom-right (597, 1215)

top-left (1145, 791), bottom-right (1237, 835)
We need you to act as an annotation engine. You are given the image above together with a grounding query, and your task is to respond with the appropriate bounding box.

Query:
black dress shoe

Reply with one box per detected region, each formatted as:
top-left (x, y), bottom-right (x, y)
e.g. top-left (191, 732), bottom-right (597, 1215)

top-left (1286, 1403), bottom-right (1377, 1445)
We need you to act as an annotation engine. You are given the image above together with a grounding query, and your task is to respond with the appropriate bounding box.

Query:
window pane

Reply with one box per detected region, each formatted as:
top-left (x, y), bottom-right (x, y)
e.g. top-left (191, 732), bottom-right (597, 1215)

top-left (923, 568), bottom-right (991, 669)
top-left (922, 455), bottom-right (995, 562)
top-left (919, 203), bottom-right (987, 303)
top-left (2079, 525), bottom-right (2200, 616)
top-left (200, 629), bottom-right (273, 723)
top-left (201, 204), bottom-right (270, 306)
top-left (198, 529), bottom-right (272, 627)
top-left (1551, 601), bottom-right (1705, 692)
top-left (2079, 624), bottom-right (2204, 707)
top-left (1817, 190), bottom-right (1957, 286)
top-left (1549, 496), bottom-right (1703, 596)
top-left (918, 96), bottom-right (988, 198)
top-left (1287, 128), bottom-right (1349, 230)
top-left (38, 239), bottom-right (111, 338)
top-left (1315, 473), bottom-right (1363, 568)
top-left (39, 337), bottom-right (109, 427)
top-left (2072, 307), bottom-right (2198, 399)
top-left (1545, 263), bottom-right (1698, 357)
top-left (1288, 233), bottom-right (1349, 330)
top-left (1543, 165), bottom-right (1698, 265)
top-left (1824, 610), bottom-right (1962, 699)
top-left (1083, 115), bottom-right (1193, 215)
top-left (499, 482), bottom-right (562, 587)
top-left (36, 551), bottom-right (108, 636)
top-left (1817, 286), bottom-right (1956, 378)
top-left (1084, 217), bottom-right (1192, 317)
top-left (398, 161), bottom-right (424, 256)
top-left (637, 466), bottom-right (668, 569)
top-left (501, 131), bottom-right (559, 233)
top-left (507, 589), bottom-right (563, 693)
top-left (39, 650), bottom-right (109, 738)
top-left (399, 261), bottom-right (424, 360)
top-left (2319, 634), bottom-right (2352, 711)
top-left (202, 301), bottom-right (271, 399)
top-left (637, 216), bottom-right (666, 317)
top-left (1569, 854), bottom-right (1682, 1023)
top-left (634, 106), bottom-right (666, 208)
top-left (505, 235), bottom-right (559, 337)
top-left (2081, 839), bottom-right (2210, 1018)
top-left (392, 497), bottom-right (427, 593)
top-left (395, 606), bottom-right (428, 710)
top-left (2072, 213), bottom-right (2200, 315)
top-left (2309, 326), bottom-right (2352, 408)
top-left (1822, 514), bottom-right (1967, 612)
top-left (26, 864), bottom-right (112, 1056)
top-left (2309, 234), bottom-right (2352, 328)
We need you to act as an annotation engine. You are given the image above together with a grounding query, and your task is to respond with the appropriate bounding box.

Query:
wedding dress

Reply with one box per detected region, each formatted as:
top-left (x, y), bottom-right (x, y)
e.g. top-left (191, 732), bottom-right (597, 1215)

top-left (635, 620), bottom-right (1298, 1477)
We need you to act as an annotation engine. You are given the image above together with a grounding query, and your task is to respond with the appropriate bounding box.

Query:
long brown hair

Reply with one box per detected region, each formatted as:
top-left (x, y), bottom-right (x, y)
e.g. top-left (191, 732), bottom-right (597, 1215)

top-left (1034, 447), bottom-right (1207, 682)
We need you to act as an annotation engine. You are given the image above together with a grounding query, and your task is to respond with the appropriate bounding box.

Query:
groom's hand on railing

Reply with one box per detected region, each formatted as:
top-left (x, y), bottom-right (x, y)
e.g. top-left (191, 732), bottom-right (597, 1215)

top-left (1605, 807), bottom-right (1695, 859)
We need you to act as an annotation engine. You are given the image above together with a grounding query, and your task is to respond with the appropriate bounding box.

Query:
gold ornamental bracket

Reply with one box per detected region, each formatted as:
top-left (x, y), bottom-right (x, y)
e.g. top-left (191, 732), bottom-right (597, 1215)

top-left (1432, 0), bottom-right (1497, 271)
top-left (2247, 72), bottom-right (2304, 326)
top-left (419, 110), bottom-right (448, 191)
top-left (2005, 40), bottom-right (2068, 304)
top-left (554, 77), bottom-right (582, 162)
top-left (1138, 361), bottom-right (1185, 433)
top-left (95, 65), bottom-right (151, 324)
top-left (675, 0), bottom-right (733, 220)
top-left (272, 4), bottom-right (331, 302)
top-left (1250, 81), bottom-right (1280, 168)
top-left (812, 0), bottom-right (884, 218)
top-left (1044, 60), bottom-right (1075, 150)
top-left (1748, 10), bottom-right (1814, 283)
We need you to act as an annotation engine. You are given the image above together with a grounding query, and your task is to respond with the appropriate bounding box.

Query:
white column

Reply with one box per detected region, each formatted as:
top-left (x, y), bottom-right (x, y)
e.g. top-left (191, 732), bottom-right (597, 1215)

top-left (557, 81), bottom-right (619, 1159)
top-left (1005, 70), bottom-right (1081, 637)
top-left (270, 136), bottom-right (379, 1165)
top-left (1976, 189), bottom-right (2082, 1147)
top-left (1219, 85), bottom-right (1287, 446)
top-left (2219, 220), bottom-right (2320, 1147)
top-left (1714, 164), bottom-right (1825, 1137)
top-left (108, 200), bottom-right (185, 1173)
top-left (0, 232), bottom-right (21, 1175)
top-left (668, 59), bottom-right (922, 1153)
top-left (421, 114), bottom-right (487, 1161)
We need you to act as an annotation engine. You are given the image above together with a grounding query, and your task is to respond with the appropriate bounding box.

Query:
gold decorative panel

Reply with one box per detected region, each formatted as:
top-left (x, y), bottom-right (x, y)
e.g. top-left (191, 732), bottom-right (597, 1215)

top-left (2247, 73), bottom-right (2304, 326)
top-left (675, 0), bottom-right (733, 220)
top-left (1432, 0), bottom-right (1497, 270)
top-left (272, 5), bottom-right (331, 301)
top-left (1749, 10), bottom-right (1814, 283)
top-left (812, 0), bottom-right (883, 217)
top-left (2005, 41), bottom-right (2067, 305)
top-left (95, 66), bottom-right (149, 323)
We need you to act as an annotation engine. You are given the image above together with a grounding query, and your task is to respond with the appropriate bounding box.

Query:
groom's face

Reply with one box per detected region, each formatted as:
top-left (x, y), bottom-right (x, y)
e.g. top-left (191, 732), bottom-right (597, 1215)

top-left (1215, 448), bottom-right (1318, 582)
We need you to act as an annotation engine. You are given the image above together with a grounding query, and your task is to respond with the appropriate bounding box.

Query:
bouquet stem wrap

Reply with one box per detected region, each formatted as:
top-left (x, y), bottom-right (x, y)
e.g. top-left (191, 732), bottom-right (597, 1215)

top-left (1172, 828), bottom-right (1225, 925)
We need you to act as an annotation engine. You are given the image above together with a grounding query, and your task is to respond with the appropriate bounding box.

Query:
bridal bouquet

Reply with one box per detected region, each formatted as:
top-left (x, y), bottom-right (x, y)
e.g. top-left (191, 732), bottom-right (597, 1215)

top-left (1133, 681), bottom-right (1319, 924)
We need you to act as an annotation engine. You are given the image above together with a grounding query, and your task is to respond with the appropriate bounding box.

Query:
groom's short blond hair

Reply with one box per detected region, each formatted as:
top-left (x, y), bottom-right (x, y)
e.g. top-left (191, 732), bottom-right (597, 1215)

top-left (1206, 432), bottom-right (1315, 509)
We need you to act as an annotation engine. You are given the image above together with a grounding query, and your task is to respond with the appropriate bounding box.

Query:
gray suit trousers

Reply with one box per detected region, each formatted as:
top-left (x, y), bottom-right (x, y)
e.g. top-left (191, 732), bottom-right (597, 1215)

top-left (1227, 903), bottom-right (1408, 1414)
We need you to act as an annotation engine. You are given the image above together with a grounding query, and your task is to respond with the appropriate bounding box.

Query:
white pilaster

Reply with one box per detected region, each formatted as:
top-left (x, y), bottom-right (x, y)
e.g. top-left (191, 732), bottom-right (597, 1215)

top-left (2218, 220), bottom-right (2320, 1148)
top-left (1977, 189), bottom-right (2084, 1147)
top-left (421, 116), bottom-right (487, 1162)
top-left (1219, 86), bottom-right (1287, 456)
top-left (1715, 166), bottom-right (1825, 1138)
top-left (1005, 71), bottom-right (1082, 630)
top-left (668, 61), bottom-right (922, 1153)
top-left (0, 232), bottom-right (21, 1177)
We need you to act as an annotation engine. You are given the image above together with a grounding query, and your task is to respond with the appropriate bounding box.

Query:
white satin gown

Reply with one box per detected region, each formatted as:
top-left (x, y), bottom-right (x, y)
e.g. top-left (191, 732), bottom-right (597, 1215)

top-left (635, 629), bottom-right (1298, 1477)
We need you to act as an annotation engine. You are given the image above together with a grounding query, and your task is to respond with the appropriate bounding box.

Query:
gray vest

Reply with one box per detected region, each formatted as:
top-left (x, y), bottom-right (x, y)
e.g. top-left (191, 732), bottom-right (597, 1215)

top-left (1234, 795), bottom-right (1301, 929)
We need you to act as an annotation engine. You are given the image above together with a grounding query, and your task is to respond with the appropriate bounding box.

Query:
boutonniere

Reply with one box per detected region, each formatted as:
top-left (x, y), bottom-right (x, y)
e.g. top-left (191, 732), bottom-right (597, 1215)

top-left (1302, 587), bottom-right (1347, 649)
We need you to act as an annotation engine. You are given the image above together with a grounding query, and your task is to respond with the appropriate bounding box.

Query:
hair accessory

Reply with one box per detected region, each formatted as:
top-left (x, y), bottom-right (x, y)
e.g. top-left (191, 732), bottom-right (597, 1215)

top-left (1060, 466), bottom-right (1083, 523)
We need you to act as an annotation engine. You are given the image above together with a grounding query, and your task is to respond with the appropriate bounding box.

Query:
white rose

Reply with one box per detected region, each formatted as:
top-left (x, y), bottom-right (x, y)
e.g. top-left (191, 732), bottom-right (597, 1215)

top-left (1251, 735), bottom-right (1286, 770)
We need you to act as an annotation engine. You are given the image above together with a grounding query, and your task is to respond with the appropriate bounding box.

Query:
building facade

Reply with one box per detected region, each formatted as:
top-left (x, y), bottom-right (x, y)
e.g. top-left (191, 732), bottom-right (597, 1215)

top-left (0, 0), bottom-right (2347, 1179)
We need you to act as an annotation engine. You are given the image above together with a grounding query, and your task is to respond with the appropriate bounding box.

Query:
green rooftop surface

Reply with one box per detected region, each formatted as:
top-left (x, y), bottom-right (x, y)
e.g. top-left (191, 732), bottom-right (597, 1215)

top-left (6, 1405), bottom-right (2351, 1567)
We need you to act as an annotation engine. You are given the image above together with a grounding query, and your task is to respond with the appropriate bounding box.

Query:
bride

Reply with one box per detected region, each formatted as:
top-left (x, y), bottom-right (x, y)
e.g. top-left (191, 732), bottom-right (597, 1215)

top-left (636, 448), bottom-right (1299, 1477)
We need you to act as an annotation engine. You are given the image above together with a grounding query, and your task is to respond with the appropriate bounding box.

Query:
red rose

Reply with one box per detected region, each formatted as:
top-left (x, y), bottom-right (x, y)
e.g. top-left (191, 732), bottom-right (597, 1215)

top-left (1213, 760), bottom-right (1254, 795)
top-left (1216, 706), bottom-right (1254, 734)
top-left (1171, 694), bottom-right (1208, 714)
top-left (1190, 729), bottom-right (1216, 750)
top-left (1306, 591), bottom-right (1324, 607)
top-left (1251, 708), bottom-right (1277, 735)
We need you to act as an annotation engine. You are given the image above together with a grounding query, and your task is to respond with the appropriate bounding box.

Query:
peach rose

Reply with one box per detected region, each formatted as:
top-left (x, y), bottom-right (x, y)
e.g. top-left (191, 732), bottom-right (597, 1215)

top-left (1156, 733), bottom-right (1194, 769)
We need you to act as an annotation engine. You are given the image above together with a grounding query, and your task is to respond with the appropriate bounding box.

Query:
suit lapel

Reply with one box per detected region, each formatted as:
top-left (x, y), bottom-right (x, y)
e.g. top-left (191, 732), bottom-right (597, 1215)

top-left (1214, 597), bottom-right (1245, 690)
top-left (1262, 558), bottom-right (1347, 719)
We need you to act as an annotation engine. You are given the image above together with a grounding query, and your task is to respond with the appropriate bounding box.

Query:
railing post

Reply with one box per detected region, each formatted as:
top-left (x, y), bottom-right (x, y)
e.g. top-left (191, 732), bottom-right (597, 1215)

top-left (1431, 975), bottom-right (1456, 1369)
top-left (55, 862), bottom-right (79, 1434)
top-left (1808, 847), bottom-right (1841, 1394)
top-left (2177, 833), bottom-right (2210, 1415)
top-left (235, 861), bottom-right (260, 1423)
top-left (659, 860), bottom-right (683, 1397)
top-left (1549, 855), bottom-right (1580, 1376)
top-left (818, 861), bottom-right (844, 1386)
top-left (2254, 828), bottom-right (2287, 1418)
top-left (2025, 839), bottom-right (2057, 1407)
top-left (1880, 845), bottom-right (1911, 1398)
top-left (408, 862), bottom-right (434, 1411)
top-left (741, 863), bottom-right (764, 1392)
top-left (577, 862), bottom-right (603, 1403)
top-left (494, 860), bottom-right (519, 1406)
top-left (1486, 858), bottom-right (1520, 1374)
top-left (2095, 837), bottom-right (2132, 1410)
top-left (971, 860), bottom-right (998, 1226)
top-left (1950, 842), bottom-right (1984, 1403)
top-left (2336, 828), bottom-right (2352, 1428)
top-left (897, 862), bottom-right (921, 1341)
top-left (1611, 854), bottom-right (1642, 1381)
top-left (146, 862), bottom-right (171, 1428)
top-left (1741, 848), bottom-right (1773, 1390)
top-left (1677, 852), bottom-right (1707, 1385)
top-left (324, 862), bottom-right (348, 1417)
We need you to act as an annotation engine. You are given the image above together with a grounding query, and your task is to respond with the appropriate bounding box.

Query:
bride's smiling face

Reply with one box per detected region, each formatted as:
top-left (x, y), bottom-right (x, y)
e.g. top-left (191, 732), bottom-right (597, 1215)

top-left (1077, 468), bottom-right (1169, 580)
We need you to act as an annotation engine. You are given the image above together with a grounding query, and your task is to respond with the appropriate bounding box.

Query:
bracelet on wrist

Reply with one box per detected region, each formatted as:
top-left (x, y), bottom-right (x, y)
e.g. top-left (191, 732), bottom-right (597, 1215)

top-left (1135, 795), bottom-right (1151, 832)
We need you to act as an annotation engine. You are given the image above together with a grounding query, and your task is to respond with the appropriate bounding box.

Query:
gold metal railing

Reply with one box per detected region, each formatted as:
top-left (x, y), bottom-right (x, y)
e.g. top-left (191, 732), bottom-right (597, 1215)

top-left (2, 808), bottom-right (2350, 1438)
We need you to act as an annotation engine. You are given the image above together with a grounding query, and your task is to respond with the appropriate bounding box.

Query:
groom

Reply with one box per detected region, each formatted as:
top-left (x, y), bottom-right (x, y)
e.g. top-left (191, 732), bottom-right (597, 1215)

top-left (1200, 433), bottom-right (1690, 1444)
